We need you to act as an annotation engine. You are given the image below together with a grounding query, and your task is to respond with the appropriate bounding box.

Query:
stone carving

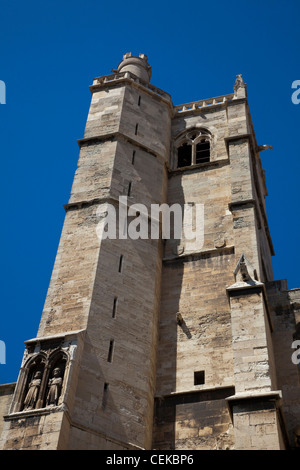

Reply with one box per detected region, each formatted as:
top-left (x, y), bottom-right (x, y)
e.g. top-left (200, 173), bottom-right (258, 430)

top-left (20, 345), bottom-right (67, 412)
top-left (7, 331), bottom-right (84, 416)
top-left (233, 74), bottom-right (246, 93)
top-left (257, 145), bottom-right (273, 152)
top-left (233, 74), bottom-right (247, 98)
top-left (173, 244), bottom-right (184, 256)
top-left (23, 371), bottom-right (42, 410)
top-left (233, 254), bottom-right (258, 285)
top-left (239, 258), bottom-right (251, 282)
top-left (214, 234), bottom-right (226, 249)
top-left (46, 368), bottom-right (63, 407)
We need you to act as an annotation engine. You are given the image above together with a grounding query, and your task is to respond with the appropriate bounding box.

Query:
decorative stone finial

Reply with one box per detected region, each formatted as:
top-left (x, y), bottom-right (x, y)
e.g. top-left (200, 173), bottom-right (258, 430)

top-left (233, 254), bottom-right (257, 285)
top-left (233, 74), bottom-right (247, 98)
top-left (116, 53), bottom-right (152, 84)
top-left (226, 254), bottom-right (263, 294)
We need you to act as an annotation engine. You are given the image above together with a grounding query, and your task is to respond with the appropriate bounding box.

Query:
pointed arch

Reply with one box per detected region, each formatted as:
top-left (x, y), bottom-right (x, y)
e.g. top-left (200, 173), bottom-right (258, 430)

top-left (174, 128), bottom-right (212, 168)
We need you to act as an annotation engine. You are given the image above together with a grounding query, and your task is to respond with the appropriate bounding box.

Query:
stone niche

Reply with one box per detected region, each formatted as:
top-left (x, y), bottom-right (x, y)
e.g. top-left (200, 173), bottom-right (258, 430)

top-left (7, 330), bottom-right (85, 416)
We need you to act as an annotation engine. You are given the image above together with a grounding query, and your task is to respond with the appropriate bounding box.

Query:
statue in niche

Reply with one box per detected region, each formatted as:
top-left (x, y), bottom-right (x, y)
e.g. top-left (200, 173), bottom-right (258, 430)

top-left (23, 370), bottom-right (42, 410)
top-left (46, 367), bottom-right (63, 407)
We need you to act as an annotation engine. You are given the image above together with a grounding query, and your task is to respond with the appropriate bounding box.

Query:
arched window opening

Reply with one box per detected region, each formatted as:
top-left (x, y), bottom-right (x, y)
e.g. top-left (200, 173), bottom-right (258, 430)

top-left (196, 139), bottom-right (210, 164)
top-left (176, 129), bottom-right (211, 169)
top-left (177, 142), bottom-right (192, 168)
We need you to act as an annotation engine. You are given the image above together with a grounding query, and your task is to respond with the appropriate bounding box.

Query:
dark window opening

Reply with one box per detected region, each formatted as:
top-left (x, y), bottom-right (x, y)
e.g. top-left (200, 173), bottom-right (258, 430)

top-left (102, 383), bottom-right (109, 409)
top-left (132, 150), bottom-right (136, 165)
top-left (135, 123), bottom-right (138, 135)
top-left (177, 143), bottom-right (192, 168)
top-left (196, 140), bottom-right (210, 164)
top-left (138, 96), bottom-right (141, 106)
top-left (112, 297), bottom-right (118, 318)
top-left (127, 182), bottom-right (132, 197)
top-left (194, 370), bottom-right (205, 385)
top-left (107, 340), bottom-right (114, 362)
top-left (118, 255), bottom-right (123, 273)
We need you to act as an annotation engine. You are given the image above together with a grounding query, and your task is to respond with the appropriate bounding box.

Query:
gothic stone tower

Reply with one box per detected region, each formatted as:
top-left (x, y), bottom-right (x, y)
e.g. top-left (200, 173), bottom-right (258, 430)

top-left (1, 53), bottom-right (300, 450)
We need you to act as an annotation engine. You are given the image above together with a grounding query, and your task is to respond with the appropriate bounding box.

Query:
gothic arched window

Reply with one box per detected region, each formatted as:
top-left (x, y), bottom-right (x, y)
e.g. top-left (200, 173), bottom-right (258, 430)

top-left (176, 129), bottom-right (211, 169)
top-left (177, 142), bottom-right (192, 168)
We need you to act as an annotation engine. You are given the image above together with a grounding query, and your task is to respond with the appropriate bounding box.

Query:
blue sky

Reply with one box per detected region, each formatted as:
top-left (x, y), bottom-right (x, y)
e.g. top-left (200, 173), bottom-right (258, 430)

top-left (0, 0), bottom-right (299, 384)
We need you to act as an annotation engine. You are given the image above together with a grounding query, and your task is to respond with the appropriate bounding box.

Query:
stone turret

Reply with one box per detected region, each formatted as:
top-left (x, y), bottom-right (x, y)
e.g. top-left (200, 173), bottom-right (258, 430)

top-left (115, 52), bottom-right (152, 84)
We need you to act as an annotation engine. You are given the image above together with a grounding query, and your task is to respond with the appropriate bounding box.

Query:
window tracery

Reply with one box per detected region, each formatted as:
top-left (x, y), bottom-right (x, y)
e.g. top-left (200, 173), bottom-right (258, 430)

top-left (176, 129), bottom-right (211, 169)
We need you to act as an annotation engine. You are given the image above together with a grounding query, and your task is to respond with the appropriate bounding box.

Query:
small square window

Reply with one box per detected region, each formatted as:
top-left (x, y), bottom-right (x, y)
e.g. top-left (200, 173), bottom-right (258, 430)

top-left (194, 370), bottom-right (205, 385)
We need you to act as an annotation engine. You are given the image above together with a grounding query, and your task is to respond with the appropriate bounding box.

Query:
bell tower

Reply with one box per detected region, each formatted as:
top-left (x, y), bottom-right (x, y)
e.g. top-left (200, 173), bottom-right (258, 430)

top-left (1, 55), bottom-right (300, 451)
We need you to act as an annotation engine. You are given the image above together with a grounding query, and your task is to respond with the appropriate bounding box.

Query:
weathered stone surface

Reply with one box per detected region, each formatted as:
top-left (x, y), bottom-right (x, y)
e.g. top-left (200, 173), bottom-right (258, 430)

top-left (1, 55), bottom-right (299, 450)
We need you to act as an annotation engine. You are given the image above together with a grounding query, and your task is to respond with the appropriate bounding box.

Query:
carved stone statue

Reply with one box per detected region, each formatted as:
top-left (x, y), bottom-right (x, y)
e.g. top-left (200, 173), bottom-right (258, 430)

top-left (233, 74), bottom-right (246, 93)
top-left (233, 74), bottom-right (247, 98)
top-left (239, 258), bottom-right (251, 282)
top-left (23, 371), bottom-right (42, 410)
top-left (46, 367), bottom-right (63, 407)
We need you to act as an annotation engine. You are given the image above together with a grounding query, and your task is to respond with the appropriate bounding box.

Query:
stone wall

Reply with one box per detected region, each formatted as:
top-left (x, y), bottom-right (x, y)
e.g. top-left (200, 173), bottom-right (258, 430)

top-left (0, 384), bottom-right (15, 438)
top-left (61, 79), bottom-right (172, 450)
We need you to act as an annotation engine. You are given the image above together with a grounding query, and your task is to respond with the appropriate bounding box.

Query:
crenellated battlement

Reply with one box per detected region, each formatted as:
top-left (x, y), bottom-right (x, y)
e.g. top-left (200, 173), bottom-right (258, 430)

top-left (174, 93), bottom-right (236, 114)
top-left (90, 71), bottom-right (172, 105)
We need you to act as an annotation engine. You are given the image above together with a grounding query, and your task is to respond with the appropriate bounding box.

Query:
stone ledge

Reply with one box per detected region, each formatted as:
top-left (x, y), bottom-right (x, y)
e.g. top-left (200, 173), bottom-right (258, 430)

top-left (77, 131), bottom-right (162, 161)
top-left (226, 280), bottom-right (264, 294)
top-left (226, 390), bottom-right (282, 419)
top-left (173, 96), bottom-right (246, 117)
top-left (4, 403), bottom-right (67, 421)
top-left (155, 385), bottom-right (235, 406)
top-left (25, 329), bottom-right (86, 345)
top-left (168, 158), bottom-right (229, 175)
top-left (226, 390), bottom-right (282, 402)
top-left (163, 245), bottom-right (235, 264)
